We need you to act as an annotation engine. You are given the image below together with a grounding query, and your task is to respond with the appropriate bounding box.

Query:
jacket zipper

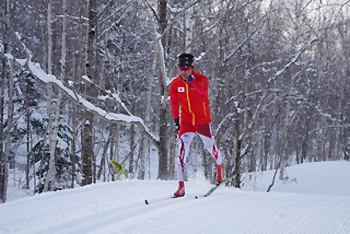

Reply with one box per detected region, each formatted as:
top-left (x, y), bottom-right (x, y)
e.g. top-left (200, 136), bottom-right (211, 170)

top-left (185, 83), bottom-right (195, 125)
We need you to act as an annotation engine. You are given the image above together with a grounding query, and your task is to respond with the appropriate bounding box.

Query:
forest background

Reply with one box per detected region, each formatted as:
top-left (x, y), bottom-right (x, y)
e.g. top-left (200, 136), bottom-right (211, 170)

top-left (1, 0), bottom-right (350, 203)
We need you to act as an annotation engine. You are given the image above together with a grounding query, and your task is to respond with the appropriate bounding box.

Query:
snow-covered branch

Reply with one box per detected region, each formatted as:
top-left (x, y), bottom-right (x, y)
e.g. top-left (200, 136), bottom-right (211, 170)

top-left (13, 35), bottom-right (159, 145)
top-left (143, 0), bottom-right (160, 22)
top-left (195, 6), bottom-right (276, 63)
top-left (82, 75), bottom-right (134, 117)
top-left (215, 112), bottom-right (236, 142)
top-left (239, 36), bottom-right (318, 157)
top-left (166, 0), bottom-right (200, 15)
top-left (16, 59), bottom-right (160, 144)
top-left (98, 0), bottom-right (134, 27)
top-left (224, 8), bottom-right (278, 64)
top-left (268, 36), bottom-right (318, 83)
top-left (97, 0), bottom-right (116, 19)
top-left (98, 8), bottom-right (131, 40)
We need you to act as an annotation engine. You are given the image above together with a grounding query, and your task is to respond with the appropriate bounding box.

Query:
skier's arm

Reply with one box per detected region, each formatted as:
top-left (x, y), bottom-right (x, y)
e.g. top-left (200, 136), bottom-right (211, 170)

top-left (170, 81), bottom-right (180, 119)
top-left (188, 74), bottom-right (209, 96)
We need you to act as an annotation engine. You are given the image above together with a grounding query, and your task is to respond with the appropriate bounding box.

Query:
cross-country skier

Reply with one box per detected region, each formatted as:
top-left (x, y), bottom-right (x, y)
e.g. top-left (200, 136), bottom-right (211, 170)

top-left (169, 53), bottom-right (225, 197)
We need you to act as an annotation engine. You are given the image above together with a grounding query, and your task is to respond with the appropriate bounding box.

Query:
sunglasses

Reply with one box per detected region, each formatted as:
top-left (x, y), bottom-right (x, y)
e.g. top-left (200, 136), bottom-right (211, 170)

top-left (178, 66), bottom-right (192, 71)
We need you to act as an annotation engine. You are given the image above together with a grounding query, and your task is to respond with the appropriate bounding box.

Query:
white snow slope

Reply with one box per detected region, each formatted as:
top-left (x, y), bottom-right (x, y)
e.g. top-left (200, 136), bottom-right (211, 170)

top-left (1, 161), bottom-right (350, 234)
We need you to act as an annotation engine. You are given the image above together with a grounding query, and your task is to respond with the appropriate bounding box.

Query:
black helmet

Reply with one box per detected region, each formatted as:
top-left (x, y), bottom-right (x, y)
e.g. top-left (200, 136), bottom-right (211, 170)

top-left (178, 53), bottom-right (194, 69)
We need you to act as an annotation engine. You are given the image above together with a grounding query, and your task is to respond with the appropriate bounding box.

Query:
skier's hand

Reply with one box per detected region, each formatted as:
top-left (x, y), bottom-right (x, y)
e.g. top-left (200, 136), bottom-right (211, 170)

top-left (186, 75), bottom-right (195, 82)
top-left (174, 118), bottom-right (180, 131)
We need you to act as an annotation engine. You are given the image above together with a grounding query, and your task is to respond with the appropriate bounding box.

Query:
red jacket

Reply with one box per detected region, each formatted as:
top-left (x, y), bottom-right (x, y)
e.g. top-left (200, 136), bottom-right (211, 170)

top-left (170, 71), bottom-right (212, 125)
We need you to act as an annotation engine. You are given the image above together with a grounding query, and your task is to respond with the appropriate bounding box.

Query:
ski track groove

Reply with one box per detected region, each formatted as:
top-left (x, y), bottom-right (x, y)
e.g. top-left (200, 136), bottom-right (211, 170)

top-left (7, 186), bottom-right (350, 234)
top-left (244, 196), bottom-right (350, 234)
top-left (292, 198), bottom-right (350, 234)
top-left (39, 195), bottom-right (195, 234)
top-left (184, 196), bottom-right (251, 234)
top-left (245, 196), bottom-right (327, 234)
top-left (242, 205), bottom-right (303, 233)
top-left (199, 195), bottom-right (312, 234)
top-left (197, 194), bottom-right (350, 234)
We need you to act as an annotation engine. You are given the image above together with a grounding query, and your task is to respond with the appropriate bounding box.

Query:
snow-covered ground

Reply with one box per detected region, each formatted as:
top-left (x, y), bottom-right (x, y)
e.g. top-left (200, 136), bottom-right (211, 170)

top-left (1, 161), bottom-right (350, 234)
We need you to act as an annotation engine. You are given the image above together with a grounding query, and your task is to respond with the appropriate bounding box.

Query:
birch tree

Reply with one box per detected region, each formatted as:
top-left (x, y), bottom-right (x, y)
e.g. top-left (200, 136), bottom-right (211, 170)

top-left (185, 4), bottom-right (195, 52)
top-left (43, 0), bottom-right (55, 192)
top-left (44, 0), bottom-right (68, 192)
top-left (145, 0), bottom-right (169, 180)
top-left (138, 61), bottom-right (156, 179)
top-left (0, 0), bottom-right (12, 203)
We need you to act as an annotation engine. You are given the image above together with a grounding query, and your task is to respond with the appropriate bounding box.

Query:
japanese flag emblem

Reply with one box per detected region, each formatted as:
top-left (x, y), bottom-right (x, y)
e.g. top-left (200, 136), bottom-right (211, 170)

top-left (178, 87), bottom-right (185, 92)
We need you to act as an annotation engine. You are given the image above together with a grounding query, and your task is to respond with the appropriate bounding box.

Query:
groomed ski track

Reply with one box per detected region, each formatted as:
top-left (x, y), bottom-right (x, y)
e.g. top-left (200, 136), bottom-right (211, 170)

top-left (1, 179), bottom-right (350, 234)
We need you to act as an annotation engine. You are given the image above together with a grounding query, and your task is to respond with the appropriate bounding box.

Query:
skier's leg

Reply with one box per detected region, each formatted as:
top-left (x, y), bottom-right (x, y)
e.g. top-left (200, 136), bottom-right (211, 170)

top-left (200, 135), bottom-right (225, 182)
top-left (198, 123), bottom-right (224, 182)
top-left (199, 133), bottom-right (223, 165)
top-left (174, 132), bottom-right (195, 197)
top-left (176, 132), bottom-right (196, 182)
top-left (174, 122), bottom-right (195, 197)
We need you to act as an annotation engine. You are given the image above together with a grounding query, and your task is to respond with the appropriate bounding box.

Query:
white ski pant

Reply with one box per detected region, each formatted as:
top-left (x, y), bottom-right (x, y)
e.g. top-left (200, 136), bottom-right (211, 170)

top-left (176, 132), bottom-right (223, 182)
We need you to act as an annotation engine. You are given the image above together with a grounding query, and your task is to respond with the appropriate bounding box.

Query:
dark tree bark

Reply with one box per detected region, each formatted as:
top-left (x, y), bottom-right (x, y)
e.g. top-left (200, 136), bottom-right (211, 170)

top-left (82, 0), bottom-right (97, 186)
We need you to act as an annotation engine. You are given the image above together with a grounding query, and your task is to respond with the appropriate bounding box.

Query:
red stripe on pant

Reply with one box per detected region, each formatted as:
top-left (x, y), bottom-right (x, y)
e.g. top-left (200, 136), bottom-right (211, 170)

top-left (212, 145), bottom-right (219, 161)
top-left (179, 138), bottom-right (186, 178)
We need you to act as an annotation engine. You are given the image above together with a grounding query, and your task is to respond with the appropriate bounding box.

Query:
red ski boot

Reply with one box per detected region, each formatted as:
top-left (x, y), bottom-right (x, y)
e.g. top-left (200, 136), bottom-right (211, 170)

top-left (174, 182), bottom-right (185, 197)
top-left (216, 164), bottom-right (225, 183)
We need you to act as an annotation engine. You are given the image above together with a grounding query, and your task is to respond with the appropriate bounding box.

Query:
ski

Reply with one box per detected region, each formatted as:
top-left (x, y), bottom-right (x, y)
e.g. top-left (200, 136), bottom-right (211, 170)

top-left (204, 182), bottom-right (223, 197)
top-left (203, 174), bottom-right (236, 197)
top-left (145, 195), bottom-right (184, 205)
top-left (144, 196), bottom-right (174, 205)
top-left (172, 195), bottom-right (185, 199)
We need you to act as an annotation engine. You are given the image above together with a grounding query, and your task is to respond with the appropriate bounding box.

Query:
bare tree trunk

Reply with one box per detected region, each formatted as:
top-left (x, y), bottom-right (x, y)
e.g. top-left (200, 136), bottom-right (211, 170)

top-left (97, 133), bottom-right (112, 180)
top-left (155, 0), bottom-right (169, 180)
top-left (60, 0), bottom-right (68, 80)
top-left (128, 124), bottom-right (135, 176)
top-left (138, 61), bottom-right (156, 180)
top-left (82, 0), bottom-right (97, 185)
top-left (71, 104), bottom-right (77, 188)
top-left (82, 115), bottom-right (94, 185)
top-left (69, 46), bottom-right (81, 188)
top-left (185, 4), bottom-right (194, 52)
top-left (234, 118), bottom-right (242, 188)
top-left (42, 0), bottom-right (53, 191)
top-left (109, 124), bottom-right (118, 181)
top-left (137, 123), bottom-right (147, 180)
top-left (2, 52), bottom-right (14, 203)
top-left (137, 134), bottom-right (146, 180)
top-left (25, 75), bottom-right (32, 190)
top-left (168, 135), bottom-right (177, 180)
top-left (157, 85), bottom-right (168, 180)
top-left (0, 0), bottom-right (12, 203)
top-left (112, 124), bottom-right (119, 162)
top-left (44, 85), bottom-right (59, 192)
top-left (44, 0), bottom-right (68, 192)
top-left (47, 0), bottom-right (53, 74)
top-left (262, 129), bottom-right (270, 171)
top-left (279, 103), bottom-right (290, 180)
top-left (279, 79), bottom-right (293, 180)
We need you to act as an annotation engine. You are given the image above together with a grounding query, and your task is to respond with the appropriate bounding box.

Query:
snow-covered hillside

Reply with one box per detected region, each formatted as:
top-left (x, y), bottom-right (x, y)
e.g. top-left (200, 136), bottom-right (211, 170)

top-left (1, 161), bottom-right (350, 234)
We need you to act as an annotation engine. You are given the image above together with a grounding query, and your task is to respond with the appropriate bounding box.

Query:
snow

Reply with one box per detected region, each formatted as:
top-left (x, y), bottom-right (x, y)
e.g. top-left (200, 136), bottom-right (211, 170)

top-left (15, 56), bottom-right (159, 142)
top-left (82, 75), bottom-right (92, 84)
top-left (168, 6), bottom-right (183, 14)
top-left (1, 161), bottom-right (350, 234)
top-left (5, 53), bottom-right (14, 60)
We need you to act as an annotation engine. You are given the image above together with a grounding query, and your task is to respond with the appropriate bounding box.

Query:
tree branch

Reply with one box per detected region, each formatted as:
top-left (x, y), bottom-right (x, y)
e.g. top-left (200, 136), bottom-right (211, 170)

top-left (14, 35), bottom-right (160, 147)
